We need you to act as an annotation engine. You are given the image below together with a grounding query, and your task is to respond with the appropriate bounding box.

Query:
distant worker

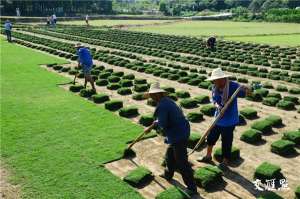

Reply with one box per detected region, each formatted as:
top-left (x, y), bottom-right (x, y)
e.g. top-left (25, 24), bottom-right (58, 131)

top-left (16, 8), bottom-right (21, 17)
top-left (46, 16), bottom-right (51, 26)
top-left (52, 14), bottom-right (57, 24)
top-left (85, 14), bottom-right (89, 26)
top-left (143, 82), bottom-right (198, 197)
top-left (75, 43), bottom-right (96, 91)
top-left (207, 35), bottom-right (216, 50)
top-left (4, 20), bottom-right (13, 42)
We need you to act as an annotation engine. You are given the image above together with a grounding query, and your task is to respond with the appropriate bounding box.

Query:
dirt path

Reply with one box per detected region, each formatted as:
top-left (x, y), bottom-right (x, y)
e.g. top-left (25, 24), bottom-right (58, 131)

top-left (0, 165), bottom-right (21, 199)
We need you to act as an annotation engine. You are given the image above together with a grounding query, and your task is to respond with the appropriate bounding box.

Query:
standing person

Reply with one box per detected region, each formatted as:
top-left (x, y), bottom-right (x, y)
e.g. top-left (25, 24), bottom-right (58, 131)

top-left (4, 20), bottom-right (13, 42)
top-left (198, 68), bottom-right (251, 169)
top-left (207, 35), bottom-right (216, 50)
top-left (144, 82), bottom-right (198, 197)
top-left (46, 16), bottom-right (51, 26)
top-left (52, 14), bottom-right (57, 24)
top-left (16, 8), bottom-right (21, 17)
top-left (75, 43), bottom-right (96, 91)
top-left (85, 14), bottom-right (89, 26)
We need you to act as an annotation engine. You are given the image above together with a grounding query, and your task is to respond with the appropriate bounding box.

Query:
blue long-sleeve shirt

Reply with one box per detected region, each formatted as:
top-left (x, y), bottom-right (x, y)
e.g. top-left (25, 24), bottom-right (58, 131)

top-left (77, 47), bottom-right (93, 68)
top-left (154, 97), bottom-right (190, 144)
top-left (212, 81), bottom-right (245, 127)
top-left (4, 22), bottom-right (12, 31)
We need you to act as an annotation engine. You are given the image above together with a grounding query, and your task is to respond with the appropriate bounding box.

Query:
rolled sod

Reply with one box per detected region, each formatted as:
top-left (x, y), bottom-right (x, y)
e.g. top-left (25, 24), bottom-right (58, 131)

top-left (200, 104), bottom-right (216, 116)
top-left (107, 83), bottom-right (121, 90)
top-left (123, 166), bottom-right (153, 187)
top-left (238, 114), bottom-right (247, 126)
top-left (188, 132), bottom-right (202, 148)
top-left (295, 186), bottom-right (300, 199)
top-left (117, 87), bottom-right (132, 95)
top-left (132, 93), bottom-right (146, 101)
top-left (95, 79), bottom-right (108, 86)
top-left (282, 130), bottom-right (300, 145)
top-left (213, 147), bottom-right (240, 162)
top-left (187, 112), bottom-right (204, 123)
top-left (265, 115), bottom-right (282, 127)
top-left (254, 162), bottom-right (282, 182)
top-left (134, 84), bottom-right (149, 92)
top-left (69, 85), bottom-right (84, 92)
top-left (240, 129), bottom-right (262, 144)
top-left (134, 78), bottom-right (147, 84)
top-left (263, 97), bottom-right (280, 107)
top-left (180, 99), bottom-right (198, 109)
top-left (104, 100), bottom-right (123, 111)
top-left (155, 186), bottom-right (188, 199)
top-left (194, 95), bottom-right (210, 104)
top-left (119, 107), bottom-right (139, 118)
top-left (251, 119), bottom-right (273, 134)
top-left (194, 165), bottom-right (223, 189)
top-left (276, 100), bottom-right (295, 110)
top-left (92, 94), bottom-right (109, 104)
top-left (175, 91), bottom-right (190, 98)
top-left (271, 139), bottom-right (295, 156)
top-left (79, 88), bottom-right (96, 98)
top-left (139, 115), bottom-right (154, 127)
top-left (120, 79), bottom-right (133, 87)
top-left (168, 93), bottom-right (178, 101)
top-left (147, 98), bottom-right (157, 107)
top-left (240, 108), bottom-right (257, 119)
top-left (283, 96), bottom-right (299, 104)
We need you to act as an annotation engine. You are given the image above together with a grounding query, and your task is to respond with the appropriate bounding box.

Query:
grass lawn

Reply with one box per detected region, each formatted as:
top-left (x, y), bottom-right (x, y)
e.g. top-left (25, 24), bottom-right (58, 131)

top-left (61, 19), bottom-right (174, 26)
top-left (0, 38), bottom-right (143, 198)
top-left (131, 20), bottom-right (300, 37)
top-left (225, 34), bottom-right (300, 47)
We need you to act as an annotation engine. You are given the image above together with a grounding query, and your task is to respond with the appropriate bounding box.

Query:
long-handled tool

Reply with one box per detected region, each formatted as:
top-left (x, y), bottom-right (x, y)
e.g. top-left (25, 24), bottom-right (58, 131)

top-left (123, 131), bottom-right (149, 158)
top-left (188, 86), bottom-right (243, 156)
top-left (56, 72), bottom-right (78, 85)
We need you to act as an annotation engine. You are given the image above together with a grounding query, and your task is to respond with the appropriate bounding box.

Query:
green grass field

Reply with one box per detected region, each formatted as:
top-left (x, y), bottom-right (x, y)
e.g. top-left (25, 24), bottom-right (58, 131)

top-left (0, 38), bottom-right (143, 198)
top-left (131, 20), bottom-right (300, 36)
top-left (225, 34), bottom-right (300, 47)
top-left (61, 19), bottom-right (174, 26)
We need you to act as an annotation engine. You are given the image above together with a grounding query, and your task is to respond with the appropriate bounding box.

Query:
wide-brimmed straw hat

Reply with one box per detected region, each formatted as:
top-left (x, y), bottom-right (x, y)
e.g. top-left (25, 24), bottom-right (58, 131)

top-left (206, 68), bottom-right (231, 81)
top-left (75, 43), bottom-right (83, 48)
top-left (144, 82), bottom-right (166, 98)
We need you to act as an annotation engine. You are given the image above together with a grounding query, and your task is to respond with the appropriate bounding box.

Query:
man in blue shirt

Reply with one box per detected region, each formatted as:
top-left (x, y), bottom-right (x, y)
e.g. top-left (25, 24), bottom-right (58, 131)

top-left (199, 68), bottom-right (251, 169)
top-left (75, 43), bottom-right (96, 91)
top-left (4, 20), bottom-right (12, 42)
top-left (144, 82), bottom-right (198, 196)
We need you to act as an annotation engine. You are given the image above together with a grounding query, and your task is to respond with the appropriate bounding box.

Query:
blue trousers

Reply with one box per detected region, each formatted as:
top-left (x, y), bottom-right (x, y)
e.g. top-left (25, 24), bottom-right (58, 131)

top-left (207, 125), bottom-right (235, 159)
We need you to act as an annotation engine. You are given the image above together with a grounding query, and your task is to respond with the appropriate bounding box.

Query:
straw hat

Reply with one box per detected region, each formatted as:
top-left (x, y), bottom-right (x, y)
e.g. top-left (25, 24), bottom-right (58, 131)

top-left (75, 43), bottom-right (83, 48)
top-left (144, 82), bottom-right (166, 98)
top-left (206, 68), bottom-right (231, 81)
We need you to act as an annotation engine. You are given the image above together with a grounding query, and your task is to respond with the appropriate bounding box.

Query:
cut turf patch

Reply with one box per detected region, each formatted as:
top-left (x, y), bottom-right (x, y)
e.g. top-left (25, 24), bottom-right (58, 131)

top-left (104, 100), bottom-right (123, 111)
top-left (271, 139), bottom-right (296, 156)
top-left (139, 115), bottom-right (154, 127)
top-left (180, 99), bottom-right (198, 109)
top-left (119, 107), bottom-right (139, 118)
top-left (188, 132), bottom-right (202, 148)
top-left (92, 93), bottom-right (110, 104)
top-left (194, 165), bottom-right (223, 189)
top-left (251, 119), bottom-right (273, 134)
top-left (155, 186), bottom-right (188, 199)
top-left (187, 112), bottom-right (204, 123)
top-left (265, 115), bottom-right (283, 127)
top-left (254, 162), bottom-right (283, 182)
top-left (69, 84), bottom-right (84, 92)
top-left (213, 147), bottom-right (240, 162)
top-left (79, 88), bottom-right (96, 98)
top-left (257, 192), bottom-right (284, 199)
top-left (240, 129), bottom-right (262, 144)
top-left (194, 95), bottom-right (210, 104)
top-left (282, 130), bottom-right (300, 145)
top-left (123, 166), bottom-right (153, 187)
top-left (200, 104), bottom-right (216, 116)
top-left (240, 108), bottom-right (257, 119)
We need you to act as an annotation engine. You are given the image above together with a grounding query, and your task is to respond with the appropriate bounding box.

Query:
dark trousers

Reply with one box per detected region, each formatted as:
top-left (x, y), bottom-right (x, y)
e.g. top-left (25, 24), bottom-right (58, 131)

top-left (5, 30), bottom-right (12, 42)
top-left (207, 125), bottom-right (235, 159)
top-left (164, 140), bottom-right (197, 191)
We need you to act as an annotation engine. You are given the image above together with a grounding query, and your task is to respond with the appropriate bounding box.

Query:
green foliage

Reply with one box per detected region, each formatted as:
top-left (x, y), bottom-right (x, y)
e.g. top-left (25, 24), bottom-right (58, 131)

top-left (214, 147), bottom-right (240, 161)
top-left (194, 166), bottom-right (223, 189)
top-left (240, 129), bottom-right (262, 144)
top-left (155, 186), bottom-right (188, 199)
top-left (271, 139), bottom-right (295, 156)
top-left (254, 162), bottom-right (282, 181)
top-left (200, 104), bottom-right (216, 116)
top-left (104, 100), bottom-right (123, 111)
top-left (123, 167), bottom-right (153, 187)
top-left (187, 112), bottom-right (204, 122)
top-left (92, 94), bottom-right (110, 104)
